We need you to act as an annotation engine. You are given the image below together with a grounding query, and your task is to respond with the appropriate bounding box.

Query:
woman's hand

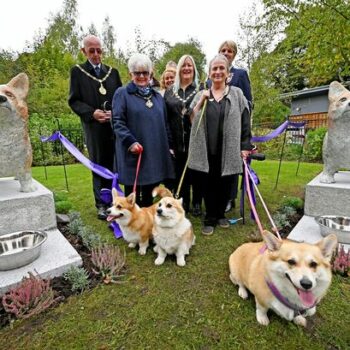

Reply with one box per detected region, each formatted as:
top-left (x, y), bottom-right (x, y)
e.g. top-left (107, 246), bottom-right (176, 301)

top-left (190, 90), bottom-right (210, 123)
top-left (130, 143), bottom-right (143, 154)
top-left (241, 150), bottom-right (251, 160)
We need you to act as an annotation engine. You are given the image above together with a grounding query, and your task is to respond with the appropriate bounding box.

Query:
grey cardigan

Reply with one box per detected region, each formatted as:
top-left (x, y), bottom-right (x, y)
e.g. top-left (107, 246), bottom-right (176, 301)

top-left (188, 86), bottom-right (251, 175)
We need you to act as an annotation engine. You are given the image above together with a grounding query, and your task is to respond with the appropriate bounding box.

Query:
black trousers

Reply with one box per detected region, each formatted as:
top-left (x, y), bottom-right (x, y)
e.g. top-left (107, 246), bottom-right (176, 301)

top-left (124, 183), bottom-right (160, 207)
top-left (200, 155), bottom-right (234, 226)
top-left (82, 121), bottom-right (115, 208)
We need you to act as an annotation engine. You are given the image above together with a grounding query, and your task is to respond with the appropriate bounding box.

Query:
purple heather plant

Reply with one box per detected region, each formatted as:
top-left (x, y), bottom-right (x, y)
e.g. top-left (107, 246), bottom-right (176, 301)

top-left (91, 244), bottom-right (126, 284)
top-left (332, 245), bottom-right (350, 277)
top-left (2, 272), bottom-right (60, 319)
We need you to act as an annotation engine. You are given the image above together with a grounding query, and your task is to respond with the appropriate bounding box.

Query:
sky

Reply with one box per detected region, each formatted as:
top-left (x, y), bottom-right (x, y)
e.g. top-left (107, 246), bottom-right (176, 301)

top-left (0, 0), bottom-right (256, 63)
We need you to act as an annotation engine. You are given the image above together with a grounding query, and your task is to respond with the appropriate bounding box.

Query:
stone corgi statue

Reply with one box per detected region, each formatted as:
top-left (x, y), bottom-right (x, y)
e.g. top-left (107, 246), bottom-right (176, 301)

top-left (0, 73), bottom-right (36, 192)
top-left (320, 81), bottom-right (350, 183)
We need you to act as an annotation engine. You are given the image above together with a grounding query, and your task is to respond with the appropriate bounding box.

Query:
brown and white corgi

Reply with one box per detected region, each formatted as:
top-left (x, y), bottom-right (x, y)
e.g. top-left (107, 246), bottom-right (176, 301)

top-left (229, 230), bottom-right (337, 326)
top-left (153, 197), bottom-right (195, 266)
top-left (106, 187), bottom-right (172, 255)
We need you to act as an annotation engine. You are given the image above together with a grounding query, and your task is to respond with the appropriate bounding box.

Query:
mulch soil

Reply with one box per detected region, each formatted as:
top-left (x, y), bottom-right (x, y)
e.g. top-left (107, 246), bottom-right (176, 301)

top-left (0, 222), bottom-right (101, 329)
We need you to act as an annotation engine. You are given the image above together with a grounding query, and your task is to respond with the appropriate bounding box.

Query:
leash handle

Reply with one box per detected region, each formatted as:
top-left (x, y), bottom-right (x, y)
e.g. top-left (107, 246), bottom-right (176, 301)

top-left (132, 149), bottom-right (143, 194)
top-left (175, 99), bottom-right (208, 199)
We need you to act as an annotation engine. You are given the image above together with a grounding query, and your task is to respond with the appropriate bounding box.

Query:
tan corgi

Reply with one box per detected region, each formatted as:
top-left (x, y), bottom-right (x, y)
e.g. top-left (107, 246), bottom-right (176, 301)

top-left (0, 73), bottom-right (36, 192)
top-left (106, 187), bottom-right (172, 255)
top-left (153, 197), bottom-right (195, 267)
top-left (229, 231), bottom-right (338, 326)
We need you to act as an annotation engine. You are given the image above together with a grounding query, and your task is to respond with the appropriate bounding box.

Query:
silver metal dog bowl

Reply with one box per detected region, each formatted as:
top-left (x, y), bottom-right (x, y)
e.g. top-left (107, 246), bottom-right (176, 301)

top-left (315, 216), bottom-right (350, 244)
top-left (0, 230), bottom-right (47, 270)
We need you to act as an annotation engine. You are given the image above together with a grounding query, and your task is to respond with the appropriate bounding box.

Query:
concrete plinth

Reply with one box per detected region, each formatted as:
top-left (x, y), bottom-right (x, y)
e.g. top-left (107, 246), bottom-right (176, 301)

top-left (0, 177), bottom-right (82, 295)
top-left (288, 171), bottom-right (350, 252)
top-left (0, 228), bottom-right (82, 295)
top-left (0, 178), bottom-right (56, 235)
top-left (305, 171), bottom-right (350, 217)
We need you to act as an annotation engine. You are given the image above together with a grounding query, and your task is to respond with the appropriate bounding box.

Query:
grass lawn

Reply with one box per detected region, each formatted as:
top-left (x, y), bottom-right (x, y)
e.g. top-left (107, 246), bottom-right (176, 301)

top-left (1, 161), bottom-right (349, 349)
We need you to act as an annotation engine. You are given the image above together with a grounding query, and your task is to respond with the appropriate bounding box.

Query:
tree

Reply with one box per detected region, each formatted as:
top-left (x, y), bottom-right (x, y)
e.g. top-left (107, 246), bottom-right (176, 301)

top-left (156, 38), bottom-right (206, 81)
top-left (102, 16), bottom-right (116, 57)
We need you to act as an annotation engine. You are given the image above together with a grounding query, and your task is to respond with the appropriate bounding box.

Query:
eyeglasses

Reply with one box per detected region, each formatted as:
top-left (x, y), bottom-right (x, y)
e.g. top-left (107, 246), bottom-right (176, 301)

top-left (88, 48), bottom-right (102, 54)
top-left (132, 71), bottom-right (150, 77)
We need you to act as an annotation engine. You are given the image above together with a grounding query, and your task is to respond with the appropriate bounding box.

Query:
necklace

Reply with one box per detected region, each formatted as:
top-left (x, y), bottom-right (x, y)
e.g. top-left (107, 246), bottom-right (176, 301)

top-left (76, 64), bottom-right (112, 95)
top-left (209, 86), bottom-right (229, 102)
top-left (174, 89), bottom-right (197, 104)
top-left (135, 93), bottom-right (153, 108)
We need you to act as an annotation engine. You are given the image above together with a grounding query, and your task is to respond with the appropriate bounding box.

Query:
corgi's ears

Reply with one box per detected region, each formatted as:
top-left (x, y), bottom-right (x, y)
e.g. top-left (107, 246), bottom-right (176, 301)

top-left (7, 73), bottom-right (29, 100)
top-left (328, 81), bottom-right (348, 103)
top-left (317, 234), bottom-right (338, 260)
top-left (112, 188), bottom-right (119, 200)
top-left (126, 192), bottom-right (136, 205)
top-left (262, 230), bottom-right (282, 251)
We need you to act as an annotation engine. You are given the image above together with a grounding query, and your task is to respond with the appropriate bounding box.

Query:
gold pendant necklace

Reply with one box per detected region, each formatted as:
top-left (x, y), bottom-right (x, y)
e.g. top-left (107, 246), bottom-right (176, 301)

top-left (76, 64), bottom-right (112, 95)
top-left (99, 84), bottom-right (107, 95)
top-left (145, 99), bottom-right (153, 108)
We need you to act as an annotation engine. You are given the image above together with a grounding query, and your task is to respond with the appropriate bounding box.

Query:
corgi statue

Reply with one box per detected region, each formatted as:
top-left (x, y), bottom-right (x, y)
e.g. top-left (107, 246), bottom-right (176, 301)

top-left (0, 73), bottom-right (36, 192)
top-left (320, 81), bottom-right (350, 183)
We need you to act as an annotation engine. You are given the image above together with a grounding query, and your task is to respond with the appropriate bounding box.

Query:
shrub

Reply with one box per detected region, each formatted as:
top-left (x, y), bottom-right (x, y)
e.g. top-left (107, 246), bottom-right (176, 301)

top-left (282, 197), bottom-right (304, 211)
top-left (332, 245), bottom-right (350, 276)
top-left (91, 244), bottom-right (126, 284)
top-left (2, 273), bottom-right (59, 319)
top-left (54, 191), bottom-right (73, 214)
top-left (63, 266), bottom-right (90, 293)
top-left (304, 127), bottom-right (327, 162)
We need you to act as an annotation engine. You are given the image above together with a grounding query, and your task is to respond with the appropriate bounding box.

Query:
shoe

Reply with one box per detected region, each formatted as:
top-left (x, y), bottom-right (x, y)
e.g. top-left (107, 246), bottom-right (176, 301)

top-left (225, 200), bottom-right (232, 213)
top-left (218, 218), bottom-right (230, 228)
top-left (201, 225), bottom-right (214, 235)
top-left (192, 204), bottom-right (202, 217)
top-left (97, 207), bottom-right (107, 220)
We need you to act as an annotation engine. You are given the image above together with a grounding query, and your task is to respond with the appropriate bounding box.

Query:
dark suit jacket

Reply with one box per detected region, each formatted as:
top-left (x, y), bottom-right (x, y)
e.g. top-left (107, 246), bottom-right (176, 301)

top-left (68, 60), bottom-right (122, 123)
top-left (228, 67), bottom-right (252, 109)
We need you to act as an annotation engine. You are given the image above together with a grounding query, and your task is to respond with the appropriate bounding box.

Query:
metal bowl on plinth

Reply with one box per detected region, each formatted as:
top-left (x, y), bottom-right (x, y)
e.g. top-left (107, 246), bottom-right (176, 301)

top-left (315, 216), bottom-right (350, 244)
top-left (0, 230), bottom-right (47, 270)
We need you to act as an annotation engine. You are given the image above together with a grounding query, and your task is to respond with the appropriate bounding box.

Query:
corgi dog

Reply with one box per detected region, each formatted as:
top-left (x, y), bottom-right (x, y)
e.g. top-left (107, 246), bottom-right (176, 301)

top-left (321, 81), bottom-right (350, 183)
top-left (153, 197), bottom-right (195, 266)
top-left (0, 73), bottom-right (36, 192)
top-left (106, 187), bottom-right (172, 255)
top-left (229, 230), bottom-right (337, 326)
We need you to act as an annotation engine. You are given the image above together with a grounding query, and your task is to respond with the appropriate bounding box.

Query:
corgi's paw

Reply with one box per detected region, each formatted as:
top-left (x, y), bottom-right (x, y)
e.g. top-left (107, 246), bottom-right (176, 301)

top-left (155, 256), bottom-right (165, 265)
top-left (138, 247), bottom-right (147, 255)
top-left (128, 243), bottom-right (136, 248)
top-left (238, 286), bottom-right (248, 299)
top-left (320, 173), bottom-right (335, 184)
top-left (305, 306), bottom-right (316, 317)
top-left (153, 245), bottom-right (159, 253)
top-left (256, 310), bottom-right (270, 326)
top-left (176, 256), bottom-right (186, 267)
top-left (293, 315), bottom-right (307, 327)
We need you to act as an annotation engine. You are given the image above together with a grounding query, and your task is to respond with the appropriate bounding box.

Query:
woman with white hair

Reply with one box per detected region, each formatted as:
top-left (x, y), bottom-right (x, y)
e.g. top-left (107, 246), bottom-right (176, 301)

top-left (112, 53), bottom-right (174, 206)
top-left (164, 55), bottom-right (203, 215)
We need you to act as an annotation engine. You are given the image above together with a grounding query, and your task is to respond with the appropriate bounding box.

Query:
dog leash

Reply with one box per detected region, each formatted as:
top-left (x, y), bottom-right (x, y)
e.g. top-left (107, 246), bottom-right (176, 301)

top-left (175, 99), bottom-right (208, 199)
top-left (132, 145), bottom-right (143, 194)
top-left (243, 158), bottom-right (282, 240)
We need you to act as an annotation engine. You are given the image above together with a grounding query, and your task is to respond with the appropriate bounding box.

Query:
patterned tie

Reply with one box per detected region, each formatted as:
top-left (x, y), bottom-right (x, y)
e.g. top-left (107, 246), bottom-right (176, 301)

top-left (95, 66), bottom-right (101, 77)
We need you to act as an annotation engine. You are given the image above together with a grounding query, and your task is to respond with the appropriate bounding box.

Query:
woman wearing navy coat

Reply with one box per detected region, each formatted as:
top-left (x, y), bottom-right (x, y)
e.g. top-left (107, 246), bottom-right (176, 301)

top-left (112, 53), bottom-right (175, 206)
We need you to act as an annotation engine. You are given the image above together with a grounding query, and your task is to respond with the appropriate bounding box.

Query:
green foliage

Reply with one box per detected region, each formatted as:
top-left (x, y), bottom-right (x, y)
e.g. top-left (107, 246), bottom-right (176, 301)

top-left (304, 127), bottom-right (327, 162)
top-left (155, 39), bottom-right (207, 81)
top-left (282, 196), bottom-right (304, 210)
top-left (54, 191), bottom-right (73, 214)
top-left (67, 211), bottom-right (102, 249)
top-left (63, 266), bottom-right (90, 293)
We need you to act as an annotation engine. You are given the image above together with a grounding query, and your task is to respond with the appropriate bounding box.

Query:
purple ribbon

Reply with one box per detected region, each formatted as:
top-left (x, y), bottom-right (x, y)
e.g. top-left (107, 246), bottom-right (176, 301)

top-left (41, 131), bottom-right (124, 239)
top-left (251, 121), bottom-right (305, 143)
